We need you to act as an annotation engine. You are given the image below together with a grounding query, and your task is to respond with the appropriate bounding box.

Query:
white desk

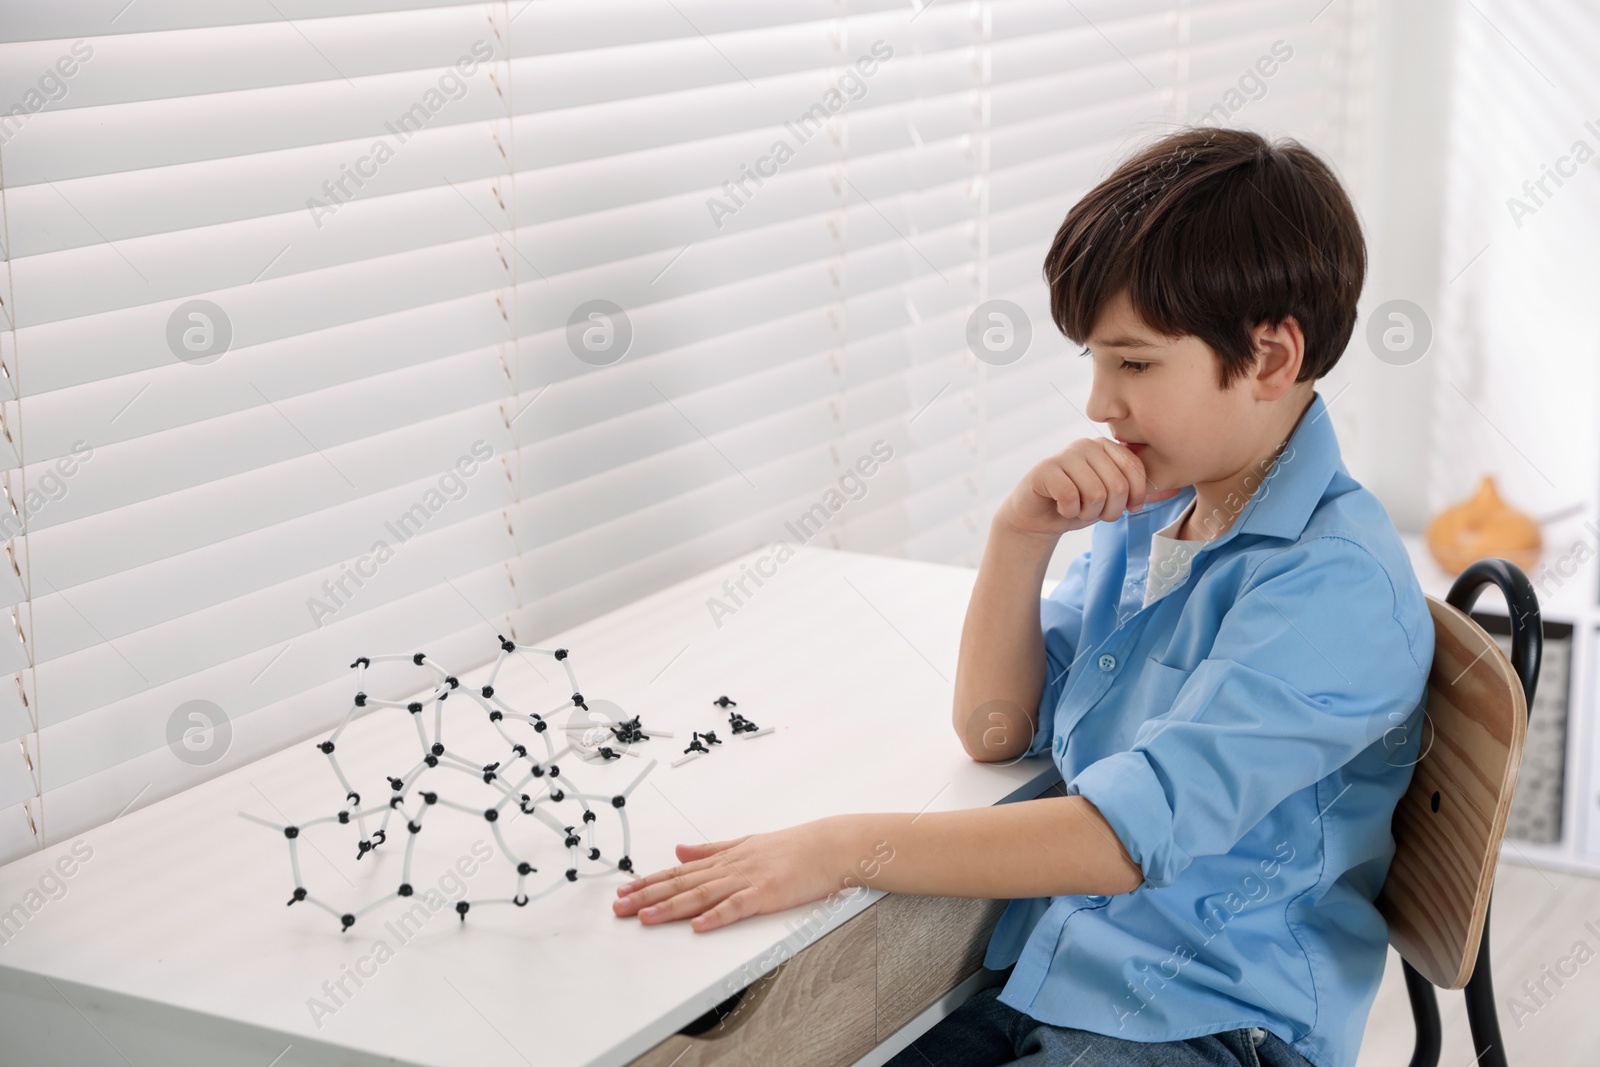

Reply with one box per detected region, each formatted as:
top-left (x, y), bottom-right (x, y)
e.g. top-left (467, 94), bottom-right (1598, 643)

top-left (0, 546), bottom-right (1056, 1067)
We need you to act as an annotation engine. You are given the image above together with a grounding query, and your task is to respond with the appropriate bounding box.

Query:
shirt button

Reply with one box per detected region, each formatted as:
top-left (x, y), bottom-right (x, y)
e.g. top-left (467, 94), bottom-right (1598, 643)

top-left (1098, 653), bottom-right (1117, 672)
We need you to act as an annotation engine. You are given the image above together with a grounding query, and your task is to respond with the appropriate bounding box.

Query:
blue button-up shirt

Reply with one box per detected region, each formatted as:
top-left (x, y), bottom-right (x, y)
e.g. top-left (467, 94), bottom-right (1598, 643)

top-left (984, 391), bottom-right (1434, 1067)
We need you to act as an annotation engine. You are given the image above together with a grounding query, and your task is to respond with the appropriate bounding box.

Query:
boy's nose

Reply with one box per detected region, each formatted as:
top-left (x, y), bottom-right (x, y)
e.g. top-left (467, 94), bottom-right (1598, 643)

top-left (1084, 373), bottom-right (1125, 425)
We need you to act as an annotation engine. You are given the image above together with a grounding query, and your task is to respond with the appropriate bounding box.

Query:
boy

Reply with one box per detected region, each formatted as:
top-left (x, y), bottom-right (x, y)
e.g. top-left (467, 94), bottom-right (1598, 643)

top-left (613, 127), bottom-right (1433, 1067)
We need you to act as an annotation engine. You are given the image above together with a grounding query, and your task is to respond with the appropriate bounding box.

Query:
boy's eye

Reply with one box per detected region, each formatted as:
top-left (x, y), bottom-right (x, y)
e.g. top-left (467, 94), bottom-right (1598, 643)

top-left (1077, 347), bottom-right (1150, 374)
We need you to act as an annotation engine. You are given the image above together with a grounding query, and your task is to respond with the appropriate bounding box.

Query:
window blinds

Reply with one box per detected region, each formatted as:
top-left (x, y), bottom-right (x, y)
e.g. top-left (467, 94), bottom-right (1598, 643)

top-left (0, 0), bottom-right (1373, 865)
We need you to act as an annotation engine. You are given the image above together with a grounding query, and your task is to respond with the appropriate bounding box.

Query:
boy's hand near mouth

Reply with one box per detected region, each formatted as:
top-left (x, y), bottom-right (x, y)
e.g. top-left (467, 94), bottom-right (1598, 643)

top-left (998, 437), bottom-right (1185, 540)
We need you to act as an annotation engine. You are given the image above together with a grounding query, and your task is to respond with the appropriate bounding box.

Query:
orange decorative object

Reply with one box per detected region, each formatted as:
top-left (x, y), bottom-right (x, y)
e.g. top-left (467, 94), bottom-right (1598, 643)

top-left (1425, 475), bottom-right (1541, 575)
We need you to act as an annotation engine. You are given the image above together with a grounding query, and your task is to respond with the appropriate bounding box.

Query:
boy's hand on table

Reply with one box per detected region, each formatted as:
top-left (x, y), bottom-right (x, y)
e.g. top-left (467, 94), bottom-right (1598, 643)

top-left (613, 818), bottom-right (852, 933)
top-left (996, 436), bottom-right (1183, 539)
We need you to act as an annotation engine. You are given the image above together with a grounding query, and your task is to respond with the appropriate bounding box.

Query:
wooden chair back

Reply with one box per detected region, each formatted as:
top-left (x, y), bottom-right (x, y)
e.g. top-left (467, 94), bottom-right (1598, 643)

top-left (1376, 595), bottom-right (1528, 990)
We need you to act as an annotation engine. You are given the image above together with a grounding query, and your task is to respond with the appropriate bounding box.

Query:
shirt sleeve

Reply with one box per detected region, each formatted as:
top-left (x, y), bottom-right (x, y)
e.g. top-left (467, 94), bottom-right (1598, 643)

top-left (1023, 548), bottom-right (1093, 759)
top-left (1064, 536), bottom-right (1432, 886)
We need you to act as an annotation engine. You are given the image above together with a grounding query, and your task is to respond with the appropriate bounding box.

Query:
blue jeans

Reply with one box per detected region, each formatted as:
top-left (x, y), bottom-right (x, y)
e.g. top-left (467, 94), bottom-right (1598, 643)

top-left (884, 979), bottom-right (1313, 1067)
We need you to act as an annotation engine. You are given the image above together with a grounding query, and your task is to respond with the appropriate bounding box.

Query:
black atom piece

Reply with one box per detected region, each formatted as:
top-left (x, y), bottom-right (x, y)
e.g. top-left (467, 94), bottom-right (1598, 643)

top-left (511, 744), bottom-right (527, 758)
top-left (318, 741), bottom-right (335, 754)
top-left (553, 648), bottom-right (568, 660)
top-left (563, 830), bottom-right (580, 848)
top-left (570, 692), bottom-right (585, 707)
top-left (611, 795), bottom-right (626, 808)
top-left (388, 776), bottom-right (405, 791)
top-left (517, 862), bottom-right (533, 875)
top-left (728, 712), bottom-right (760, 735)
top-left (413, 653), bottom-right (426, 665)
top-left (399, 883), bottom-right (413, 897)
top-left (588, 847), bottom-right (600, 861)
top-left (683, 730), bottom-right (721, 756)
top-left (424, 755), bottom-right (438, 767)
top-left (287, 887), bottom-right (307, 906)
top-left (498, 634), bottom-right (515, 652)
top-left (597, 746), bottom-right (620, 761)
top-left (713, 695), bottom-right (737, 708)
top-left (481, 685), bottom-right (495, 698)
top-left (341, 914), bottom-right (356, 931)
top-left (611, 715), bottom-right (648, 744)
top-left (346, 790), bottom-right (360, 805)
top-left (618, 856), bottom-right (633, 872)
top-left (408, 702), bottom-right (423, 714)
top-left (513, 894), bottom-right (529, 907)
top-left (430, 742), bottom-right (444, 756)
top-left (422, 792), bottom-right (438, 804)
top-left (485, 809), bottom-right (499, 822)
top-left (372, 829), bottom-right (386, 847)
top-left (456, 900), bottom-right (469, 922)
top-left (548, 764), bottom-right (559, 777)
top-left (284, 826), bottom-right (300, 839)
top-left (389, 796), bottom-right (404, 809)
top-left (549, 788), bottom-right (565, 802)
top-left (533, 720), bottom-right (548, 733)
top-left (355, 692), bottom-right (368, 706)
top-left (582, 810), bottom-right (596, 823)
top-left (488, 710), bottom-right (503, 722)
top-left (445, 676), bottom-right (459, 688)
top-left (565, 869), bottom-right (578, 882)
top-left (408, 821), bottom-right (422, 834)
top-left (338, 811), bottom-right (350, 825)
top-left (350, 657), bottom-right (370, 669)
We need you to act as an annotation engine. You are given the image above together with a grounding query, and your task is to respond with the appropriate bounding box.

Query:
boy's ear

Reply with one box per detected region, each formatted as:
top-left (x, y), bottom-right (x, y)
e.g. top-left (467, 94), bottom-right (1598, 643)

top-left (1248, 314), bottom-right (1306, 398)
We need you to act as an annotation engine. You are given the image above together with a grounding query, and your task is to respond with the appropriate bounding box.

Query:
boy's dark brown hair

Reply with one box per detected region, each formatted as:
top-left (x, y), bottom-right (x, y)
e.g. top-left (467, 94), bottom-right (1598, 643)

top-left (1044, 126), bottom-right (1366, 390)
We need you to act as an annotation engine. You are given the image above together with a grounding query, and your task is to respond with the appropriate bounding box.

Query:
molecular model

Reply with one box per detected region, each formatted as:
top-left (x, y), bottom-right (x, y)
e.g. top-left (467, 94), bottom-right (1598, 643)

top-left (239, 636), bottom-right (656, 932)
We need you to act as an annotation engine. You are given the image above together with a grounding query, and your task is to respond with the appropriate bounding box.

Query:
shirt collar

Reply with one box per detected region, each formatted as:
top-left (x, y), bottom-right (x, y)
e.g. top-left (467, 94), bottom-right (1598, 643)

top-left (1133, 389), bottom-right (1343, 551)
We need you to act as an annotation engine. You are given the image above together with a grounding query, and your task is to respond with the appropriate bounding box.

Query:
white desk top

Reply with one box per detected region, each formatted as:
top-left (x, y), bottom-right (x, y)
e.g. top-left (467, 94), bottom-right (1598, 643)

top-left (0, 546), bottom-right (1055, 1067)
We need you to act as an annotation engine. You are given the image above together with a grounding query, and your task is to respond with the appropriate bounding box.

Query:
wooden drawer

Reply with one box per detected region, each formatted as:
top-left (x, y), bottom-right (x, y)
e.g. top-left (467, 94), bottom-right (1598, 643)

top-left (875, 894), bottom-right (1009, 1037)
top-left (624, 896), bottom-right (1007, 1067)
top-left (626, 906), bottom-right (879, 1067)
